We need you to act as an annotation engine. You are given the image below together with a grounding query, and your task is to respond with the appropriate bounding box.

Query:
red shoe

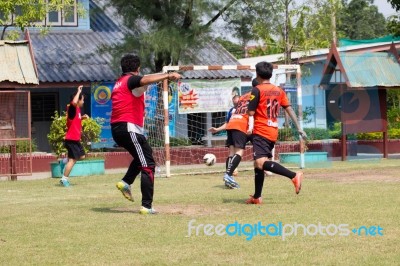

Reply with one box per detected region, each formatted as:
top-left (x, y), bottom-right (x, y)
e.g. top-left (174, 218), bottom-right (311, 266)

top-left (292, 172), bottom-right (303, 194)
top-left (245, 195), bottom-right (262, 204)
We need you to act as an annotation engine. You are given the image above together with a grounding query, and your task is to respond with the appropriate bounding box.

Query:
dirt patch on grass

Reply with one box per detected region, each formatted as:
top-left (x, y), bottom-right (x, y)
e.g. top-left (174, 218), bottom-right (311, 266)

top-left (109, 204), bottom-right (237, 216)
top-left (156, 204), bottom-right (237, 216)
top-left (309, 168), bottom-right (400, 183)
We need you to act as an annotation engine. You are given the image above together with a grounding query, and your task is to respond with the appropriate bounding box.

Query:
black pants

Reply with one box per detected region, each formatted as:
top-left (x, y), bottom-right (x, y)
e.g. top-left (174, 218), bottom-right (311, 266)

top-left (111, 122), bottom-right (155, 209)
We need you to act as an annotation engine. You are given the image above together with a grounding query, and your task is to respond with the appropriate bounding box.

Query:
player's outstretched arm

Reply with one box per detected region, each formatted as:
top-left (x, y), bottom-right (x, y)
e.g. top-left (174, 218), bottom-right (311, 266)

top-left (140, 72), bottom-right (181, 86)
top-left (72, 85), bottom-right (83, 106)
top-left (284, 106), bottom-right (307, 139)
top-left (208, 123), bottom-right (227, 133)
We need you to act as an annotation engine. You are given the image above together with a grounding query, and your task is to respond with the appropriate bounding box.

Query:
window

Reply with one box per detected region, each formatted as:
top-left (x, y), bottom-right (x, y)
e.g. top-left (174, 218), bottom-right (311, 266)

top-left (46, 0), bottom-right (77, 26)
top-left (3, 0), bottom-right (78, 27)
top-left (62, 3), bottom-right (77, 25)
top-left (31, 93), bottom-right (58, 122)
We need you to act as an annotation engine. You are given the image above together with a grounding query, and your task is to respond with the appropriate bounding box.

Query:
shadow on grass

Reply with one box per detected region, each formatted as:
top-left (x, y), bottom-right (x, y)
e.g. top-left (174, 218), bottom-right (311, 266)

top-left (222, 196), bottom-right (296, 205)
top-left (92, 207), bottom-right (138, 214)
top-left (213, 185), bottom-right (231, 190)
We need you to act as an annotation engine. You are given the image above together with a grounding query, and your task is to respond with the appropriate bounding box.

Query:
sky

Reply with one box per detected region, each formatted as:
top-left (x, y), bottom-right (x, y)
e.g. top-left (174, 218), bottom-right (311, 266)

top-left (215, 0), bottom-right (399, 43)
top-left (375, 0), bottom-right (398, 17)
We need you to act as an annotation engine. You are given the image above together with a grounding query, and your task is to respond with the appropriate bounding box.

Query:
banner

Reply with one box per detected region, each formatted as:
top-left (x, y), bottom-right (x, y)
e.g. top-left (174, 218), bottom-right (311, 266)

top-left (168, 82), bottom-right (177, 137)
top-left (145, 83), bottom-right (177, 137)
top-left (178, 79), bottom-right (241, 114)
top-left (144, 84), bottom-right (159, 137)
top-left (91, 82), bottom-right (115, 149)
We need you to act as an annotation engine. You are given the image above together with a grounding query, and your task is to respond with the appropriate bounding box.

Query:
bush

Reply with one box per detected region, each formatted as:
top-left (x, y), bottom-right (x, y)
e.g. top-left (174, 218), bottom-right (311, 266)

top-left (47, 111), bottom-right (101, 157)
top-left (0, 139), bottom-right (37, 153)
top-left (278, 127), bottom-right (330, 141)
top-left (304, 128), bottom-right (330, 140)
top-left (357, 128), bottom-right (400, 140)
top-left (147, 137), bottom-right (191, 147)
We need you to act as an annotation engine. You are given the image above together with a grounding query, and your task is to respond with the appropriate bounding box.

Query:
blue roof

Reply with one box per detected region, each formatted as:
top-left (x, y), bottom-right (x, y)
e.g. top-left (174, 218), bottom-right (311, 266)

top-left (30, 0), bottom-right (251, 83)
top-left (341, 52), bottom-right (400, 87)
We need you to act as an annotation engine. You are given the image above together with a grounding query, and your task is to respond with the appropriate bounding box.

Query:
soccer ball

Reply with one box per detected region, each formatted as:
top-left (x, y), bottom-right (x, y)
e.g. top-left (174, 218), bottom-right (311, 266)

top-left (203, 153), bottom-right (216, 166)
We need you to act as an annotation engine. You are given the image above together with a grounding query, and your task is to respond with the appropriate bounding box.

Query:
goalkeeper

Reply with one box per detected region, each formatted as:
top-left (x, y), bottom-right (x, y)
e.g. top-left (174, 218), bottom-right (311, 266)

top-left (208, 93), bottom-right (253, 189)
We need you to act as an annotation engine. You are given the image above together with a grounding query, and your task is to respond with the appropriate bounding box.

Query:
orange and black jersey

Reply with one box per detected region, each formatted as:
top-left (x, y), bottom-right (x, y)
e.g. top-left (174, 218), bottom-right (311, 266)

top-left (248, 83), bottom-right (290, 142)
top-left (226, 92), bottom-right (251, 134)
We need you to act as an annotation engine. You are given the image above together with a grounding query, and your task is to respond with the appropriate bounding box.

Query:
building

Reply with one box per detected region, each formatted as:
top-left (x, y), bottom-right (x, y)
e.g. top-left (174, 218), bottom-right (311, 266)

top-left (0, 0), bottom-right (252, 152)
top-left (239, 40), bottom-right (400, 129)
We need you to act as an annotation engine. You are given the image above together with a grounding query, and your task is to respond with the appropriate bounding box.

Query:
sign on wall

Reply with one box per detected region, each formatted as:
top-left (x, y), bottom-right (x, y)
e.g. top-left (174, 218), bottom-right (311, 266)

top-left (91, 82), bottom-right (115, 149)
top-left (177, 79), bottom-right (241, 114)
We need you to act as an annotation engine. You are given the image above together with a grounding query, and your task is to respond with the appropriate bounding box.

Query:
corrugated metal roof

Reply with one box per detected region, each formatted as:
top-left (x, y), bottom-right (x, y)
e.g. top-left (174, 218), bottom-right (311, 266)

top-left (238, 40), bottom-right (400, 65)
top-left (340, 52), bottom-right (400, 87)
top-left (182, 41), bottom-right (253, 79)
top-left (29, 0), bottom-right (251, 83)
top-left (0, 40), bottom-right (39, 84)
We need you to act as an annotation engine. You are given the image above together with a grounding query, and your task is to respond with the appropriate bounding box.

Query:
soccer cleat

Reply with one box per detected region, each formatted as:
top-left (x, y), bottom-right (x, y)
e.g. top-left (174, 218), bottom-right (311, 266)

top-left (139, 206), bottom-right (158, 215)
top-left (245, 195), bottom-right (262, 204)
top-left (224, 181), bottom-right (238, 189)
top-left (223, 173), bottom-right (240, 189)
top-left (116, 181), bottom-right (134, 202)
top-left (60, 178), bottom-right (70, 187)
top-left (292, 172), bottom-right (303, 194)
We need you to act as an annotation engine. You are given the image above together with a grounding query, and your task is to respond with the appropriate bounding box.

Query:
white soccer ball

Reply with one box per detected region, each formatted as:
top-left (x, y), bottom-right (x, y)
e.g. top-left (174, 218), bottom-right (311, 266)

top-left (203, 153), bottom-right (216, 166)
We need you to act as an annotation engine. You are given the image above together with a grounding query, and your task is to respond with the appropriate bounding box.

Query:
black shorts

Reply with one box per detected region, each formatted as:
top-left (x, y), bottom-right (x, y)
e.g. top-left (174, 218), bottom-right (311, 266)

top-left (226, 129), bottom-right (250, 149)
top-left (64, 140), bottom-right (85, 159)
top-left (252, 134), bottom-right (275, 160)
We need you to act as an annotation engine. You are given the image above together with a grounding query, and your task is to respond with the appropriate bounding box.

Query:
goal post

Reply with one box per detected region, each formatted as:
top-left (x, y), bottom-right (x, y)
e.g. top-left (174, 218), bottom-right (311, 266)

top-left (157, 64), bottom-right (305, 177)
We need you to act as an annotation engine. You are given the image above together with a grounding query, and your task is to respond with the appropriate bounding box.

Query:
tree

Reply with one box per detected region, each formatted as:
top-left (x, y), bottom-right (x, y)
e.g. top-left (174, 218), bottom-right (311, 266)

top-left (338, 0), bottom-right (387, 40)
top-left (215, 37), bottom-right (243, 59)
top-left (387, 14), bottom-right (400, 36)
top-left (0, 0), bottom-right (84, 40)
top-left (221, 1), bottom-right (258, 58)
top-left (104, 0), bottom-right (238, 72)
top-left (387, 0), bottom-right (400, 11)
top-left (306, 0), bottom-right (343, 46)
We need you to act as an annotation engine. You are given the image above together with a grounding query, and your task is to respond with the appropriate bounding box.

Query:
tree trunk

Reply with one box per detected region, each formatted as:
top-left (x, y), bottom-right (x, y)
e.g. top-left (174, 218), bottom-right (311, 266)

top-left (284, 0), bottom-right (290, 64)
top-left (331, 1), bottom-right (337, 45)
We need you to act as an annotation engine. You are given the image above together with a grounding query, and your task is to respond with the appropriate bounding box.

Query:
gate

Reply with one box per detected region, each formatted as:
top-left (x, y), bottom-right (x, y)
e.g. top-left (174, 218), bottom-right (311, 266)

top-left (0, 91), bottom-right (32, 180)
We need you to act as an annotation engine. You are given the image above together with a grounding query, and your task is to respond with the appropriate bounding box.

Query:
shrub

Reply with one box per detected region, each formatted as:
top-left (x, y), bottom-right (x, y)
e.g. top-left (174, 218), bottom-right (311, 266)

top-left (147, 137), bottom-right (191, 147)
top-left (356, 128), bottom-right (400, 140)
top-left (278, 127), bottom-right (330, 141)
top-left (304, 128), bottom-right (330, 140)
top-left (47, 111), bottom-right (101, 157)
top-left (0, 139), bottom-right (37, 153)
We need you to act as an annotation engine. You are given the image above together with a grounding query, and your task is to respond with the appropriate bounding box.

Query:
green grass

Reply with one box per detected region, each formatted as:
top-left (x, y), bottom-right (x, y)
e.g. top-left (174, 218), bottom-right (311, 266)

top-left (1, 160), bottom-right (400, 265)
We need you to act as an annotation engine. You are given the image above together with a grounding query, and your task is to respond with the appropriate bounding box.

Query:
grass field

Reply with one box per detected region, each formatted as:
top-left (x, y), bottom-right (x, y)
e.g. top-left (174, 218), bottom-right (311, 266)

top-left (1, 159), bottom-right (399, 265)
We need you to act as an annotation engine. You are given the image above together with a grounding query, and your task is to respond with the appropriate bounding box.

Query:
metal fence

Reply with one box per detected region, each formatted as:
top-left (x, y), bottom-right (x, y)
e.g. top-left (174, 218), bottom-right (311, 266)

top-left (0, 91), bottom-right (31, 180)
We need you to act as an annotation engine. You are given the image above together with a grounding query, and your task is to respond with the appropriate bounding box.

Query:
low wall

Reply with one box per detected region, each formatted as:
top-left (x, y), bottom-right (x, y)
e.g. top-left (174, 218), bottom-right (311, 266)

top-left (5, 139), bottom-right (399, 173)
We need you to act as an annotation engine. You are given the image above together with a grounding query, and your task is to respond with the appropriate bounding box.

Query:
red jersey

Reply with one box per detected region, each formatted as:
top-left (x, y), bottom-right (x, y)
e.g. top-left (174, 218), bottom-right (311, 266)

top-left (226, 93), bottom-right (251, 134)
top-left (65, 104), bottom-right (82, 141)
top-left (111, 75), bottom-right (145, 126)
top-left (248, 83), bottom-right (290, 142)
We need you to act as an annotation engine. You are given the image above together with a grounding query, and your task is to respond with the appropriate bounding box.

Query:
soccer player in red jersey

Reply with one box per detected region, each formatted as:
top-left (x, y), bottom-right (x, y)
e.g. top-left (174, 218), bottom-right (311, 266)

top-left (246, 62), bottom-right (307, 204)
top-left (111, 54), bottom-right (181, 214)
top-left (60, 85), bottom-right (89, 187)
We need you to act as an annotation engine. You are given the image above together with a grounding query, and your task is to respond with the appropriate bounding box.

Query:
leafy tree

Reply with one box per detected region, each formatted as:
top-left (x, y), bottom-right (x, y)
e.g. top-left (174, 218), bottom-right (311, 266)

top-left (306, 0), bottom-right (343, 47)
top-left (247, 0), bottom-right (311, 63)
top-left (228, 0), bottom-right (336, 61)
top-left (338, 0), bottom-right (387, 40)
top-left (221, 0), bottom-right (258, 58)
top-left (215, 37), bottom-right (243, 59)
top-left (0, 0), bottom-right (85, 40)
top-left (387, 0), bottom-right (400, 11)
top-left (104, 0), bottom-right (238, 72)
top-left (387, 14), bottom-right (400, 36)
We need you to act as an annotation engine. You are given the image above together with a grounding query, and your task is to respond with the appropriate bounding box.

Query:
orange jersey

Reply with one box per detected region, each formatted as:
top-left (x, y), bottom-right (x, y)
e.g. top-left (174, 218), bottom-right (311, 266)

top-left (248, 83), bottom-right (290, 142)
top-left (226, 93), bottom-right (251, 134)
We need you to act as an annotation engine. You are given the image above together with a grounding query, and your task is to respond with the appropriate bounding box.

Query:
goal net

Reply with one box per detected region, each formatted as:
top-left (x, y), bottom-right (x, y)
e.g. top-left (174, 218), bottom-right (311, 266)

top-left (145, 65), bottom-right (305, 177)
